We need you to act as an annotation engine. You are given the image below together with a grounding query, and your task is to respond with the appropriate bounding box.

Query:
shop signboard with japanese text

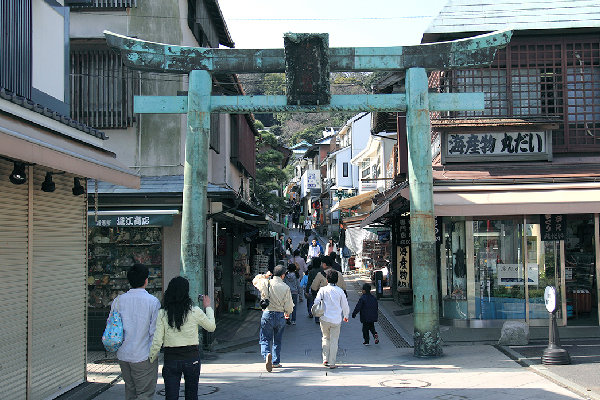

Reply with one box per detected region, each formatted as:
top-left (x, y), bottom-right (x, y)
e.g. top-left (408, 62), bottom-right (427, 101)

top-left (441, 131), bottom-right (551, 163)
top-left (540, 214), bottom-right (566, 241)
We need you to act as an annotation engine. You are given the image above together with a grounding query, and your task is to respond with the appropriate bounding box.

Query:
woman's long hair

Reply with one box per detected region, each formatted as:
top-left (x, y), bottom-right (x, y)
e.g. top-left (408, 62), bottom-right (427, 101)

top-left (162, 276), bottom-right (193, 330)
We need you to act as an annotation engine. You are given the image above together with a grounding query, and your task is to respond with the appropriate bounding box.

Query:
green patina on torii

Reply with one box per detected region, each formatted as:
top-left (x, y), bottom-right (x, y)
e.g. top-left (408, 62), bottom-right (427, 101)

top-left (105, 29), bottom-right (512, 357)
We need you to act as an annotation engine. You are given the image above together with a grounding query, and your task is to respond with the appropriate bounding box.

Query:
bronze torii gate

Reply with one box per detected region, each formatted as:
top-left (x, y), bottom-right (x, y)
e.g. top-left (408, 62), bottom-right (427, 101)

top-left (105, 29), bottom-right (512, 357)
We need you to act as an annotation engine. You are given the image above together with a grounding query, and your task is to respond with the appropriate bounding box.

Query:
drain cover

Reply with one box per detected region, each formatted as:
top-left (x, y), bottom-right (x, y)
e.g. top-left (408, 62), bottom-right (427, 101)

top-left (379, 379), bottom-right (430, 388)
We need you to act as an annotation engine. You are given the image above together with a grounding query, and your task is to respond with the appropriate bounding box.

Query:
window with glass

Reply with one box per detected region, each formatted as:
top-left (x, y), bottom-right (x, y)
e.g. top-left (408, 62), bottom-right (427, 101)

top-left (442, 219), bottom-right (468, 319)
top-left (433, 36), bottom-right (600, 152)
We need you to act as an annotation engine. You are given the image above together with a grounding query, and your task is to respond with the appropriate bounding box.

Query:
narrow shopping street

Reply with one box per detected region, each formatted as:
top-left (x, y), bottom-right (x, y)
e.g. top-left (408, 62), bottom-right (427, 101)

top-left (89, 236), bottom-right (587, 400)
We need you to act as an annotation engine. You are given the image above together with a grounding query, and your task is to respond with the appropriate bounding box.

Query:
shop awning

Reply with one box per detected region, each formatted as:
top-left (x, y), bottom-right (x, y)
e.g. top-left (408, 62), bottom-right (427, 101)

top-left (330, 190), bottom-right (379, 213)
top-left (359, 181), bottom-right (409, 227)
top-left (0, 114), bottom-right (140, 189)
top-left (433, 182), bottom-right (600, 216)
top-left (360, 202), bottom-right (389, 228)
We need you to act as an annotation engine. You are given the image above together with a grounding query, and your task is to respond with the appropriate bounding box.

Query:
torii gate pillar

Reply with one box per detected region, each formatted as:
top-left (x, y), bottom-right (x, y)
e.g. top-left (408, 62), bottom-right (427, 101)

top-left (406, 68), bottom-right (441, 356)
top-left (180, 70), bottom-right (212, 304)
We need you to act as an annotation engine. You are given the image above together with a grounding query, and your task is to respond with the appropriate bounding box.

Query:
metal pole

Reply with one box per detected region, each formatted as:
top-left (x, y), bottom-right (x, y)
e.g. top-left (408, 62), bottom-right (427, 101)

top-left (405, 67), bottom-right (442, 357)
top-left (181, 69), bottom-right (211, 309)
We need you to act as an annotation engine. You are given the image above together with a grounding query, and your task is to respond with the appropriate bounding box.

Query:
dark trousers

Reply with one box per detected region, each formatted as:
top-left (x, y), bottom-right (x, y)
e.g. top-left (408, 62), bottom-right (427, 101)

top-left (362, 322), bottom-right (377, 344)
top-left (306, 291), bottom-right (314, 316)
top-left (162, 356), bottom-right (201, 400)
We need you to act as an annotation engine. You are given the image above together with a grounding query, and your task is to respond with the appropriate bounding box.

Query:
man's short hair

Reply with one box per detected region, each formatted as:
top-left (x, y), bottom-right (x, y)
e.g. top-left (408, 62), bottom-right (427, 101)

top-left (330, 251), bottom-right (337, 258)
top-left (326, 269), bottom-right (339, 284)
top-left (362, 283), bottom-right (372, 293)
top-left (274, 264), bottom-right (287, 277)
top-left (311, 256), bottom-right (321, 268)
top-left (321, 255), bottom-right (332, 267)
top-left (127, 263), bottom-right (149, 288)
top-left (294, 249), bottom-right (300, 256)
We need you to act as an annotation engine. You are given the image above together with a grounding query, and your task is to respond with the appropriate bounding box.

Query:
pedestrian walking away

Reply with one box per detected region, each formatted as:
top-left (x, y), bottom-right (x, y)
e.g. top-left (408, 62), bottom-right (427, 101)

top-left (290, 249), bottom-right (307, 301)
top-left (305, 257), bottom-right (322, 319)
top-left (110, 263), bottom-right (161, 400)
top-left (283, 263), bottom-right (300, 325)
top-left (149, 276), bottom-right (216, 400)
top-left (352, 283), bottom-right (379, 345)
top-left (311, 256), bottom-right (347, 323)
top-left (252, 265), bottom-right (294, 371)
top-left (314, 270), bottom-right (349, 369)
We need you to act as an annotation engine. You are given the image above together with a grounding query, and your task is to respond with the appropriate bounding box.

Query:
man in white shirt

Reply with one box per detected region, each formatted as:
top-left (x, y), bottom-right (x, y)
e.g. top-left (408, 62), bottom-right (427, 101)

top-left (307, 238), bottom-right (323, 264)
top-left (313, 270), bottom-right (349, 369)
top-left (110, 263), bottom-right (161, 400)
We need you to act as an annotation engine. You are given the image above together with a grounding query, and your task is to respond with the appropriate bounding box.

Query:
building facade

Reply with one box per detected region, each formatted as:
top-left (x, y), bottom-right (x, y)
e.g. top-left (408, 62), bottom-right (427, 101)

top-left (0, 1), bottom-right (139, 399)
top-left (69, 0), bottom-right (267, 349)
top-left (364, 0), bottom-right (600, 329)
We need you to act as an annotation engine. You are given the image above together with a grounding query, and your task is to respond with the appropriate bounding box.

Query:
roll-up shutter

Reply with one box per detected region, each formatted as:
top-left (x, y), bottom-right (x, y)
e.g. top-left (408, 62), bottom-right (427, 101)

top-left (0, 159), bottom-right (29, 400)
top-left (30, 169), bottom-right (86, 400)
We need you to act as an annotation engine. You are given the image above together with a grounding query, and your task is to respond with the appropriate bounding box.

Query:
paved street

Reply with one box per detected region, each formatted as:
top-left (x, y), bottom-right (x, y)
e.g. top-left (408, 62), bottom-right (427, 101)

top-left (90, 254), bottom-right (589, 400)
top-left (71, 230), bottom-right (599, 400)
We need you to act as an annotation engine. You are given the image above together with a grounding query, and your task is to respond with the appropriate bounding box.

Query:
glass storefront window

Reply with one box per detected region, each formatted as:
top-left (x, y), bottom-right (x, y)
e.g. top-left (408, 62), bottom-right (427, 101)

top-left (442, 219), bottom-right (468, 319)
top-left (564, 214), bottom-right (598, 326)
top-left (442, 214), bottom-right (598, 325)
top-left (473, 218), bottom-right (525, 320)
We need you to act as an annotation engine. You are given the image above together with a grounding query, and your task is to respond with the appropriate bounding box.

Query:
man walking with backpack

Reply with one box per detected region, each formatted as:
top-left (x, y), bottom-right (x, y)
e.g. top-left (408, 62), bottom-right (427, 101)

top-left (111, 263), bottom-right (161, 400)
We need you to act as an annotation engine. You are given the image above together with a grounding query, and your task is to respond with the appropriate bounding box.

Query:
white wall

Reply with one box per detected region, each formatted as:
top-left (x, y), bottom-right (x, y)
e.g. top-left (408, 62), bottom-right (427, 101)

top-left (350, 113), bottom-right (372, 157)
top-left (334, 147), bottom-right (357, 189)
top-left (70, 11), bottom-right (128, 38)
top-left (32, 0), bottom-right (65, 101)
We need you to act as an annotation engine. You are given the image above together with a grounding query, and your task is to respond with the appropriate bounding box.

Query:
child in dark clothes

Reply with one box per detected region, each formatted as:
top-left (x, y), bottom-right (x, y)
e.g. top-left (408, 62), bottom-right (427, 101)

top-left (352, 283), bottom-right (379, 345)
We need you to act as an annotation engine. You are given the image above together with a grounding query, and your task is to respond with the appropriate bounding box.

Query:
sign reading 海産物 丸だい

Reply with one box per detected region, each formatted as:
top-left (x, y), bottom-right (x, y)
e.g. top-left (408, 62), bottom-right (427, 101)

top-left (441, 131), bottom-right (551, 163)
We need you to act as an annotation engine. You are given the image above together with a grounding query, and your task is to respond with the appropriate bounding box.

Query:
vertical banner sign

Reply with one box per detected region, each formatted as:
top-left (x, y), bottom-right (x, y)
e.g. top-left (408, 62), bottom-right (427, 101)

top-left (435, 216), bottom-right (442, 244)
top-left (284, 33), bottom-right (330, 106)
top-left (397, 215), bottom-right (411, 246)
top-left (397, 246), bottom-right (411, 289)
top-left (540, 214), bottom-right (566, 241)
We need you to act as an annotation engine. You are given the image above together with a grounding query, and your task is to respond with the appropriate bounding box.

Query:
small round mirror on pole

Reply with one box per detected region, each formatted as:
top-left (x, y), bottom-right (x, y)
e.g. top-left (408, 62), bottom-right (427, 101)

top-left (541, 286), bottom-right (570, 365)
top-left (544, 286), bottom-right (556, 313)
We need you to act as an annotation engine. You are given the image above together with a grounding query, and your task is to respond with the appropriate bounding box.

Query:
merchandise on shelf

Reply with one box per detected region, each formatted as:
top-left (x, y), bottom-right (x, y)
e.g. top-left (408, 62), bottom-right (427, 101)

top-left (88, 226), bottom-right (163, 308)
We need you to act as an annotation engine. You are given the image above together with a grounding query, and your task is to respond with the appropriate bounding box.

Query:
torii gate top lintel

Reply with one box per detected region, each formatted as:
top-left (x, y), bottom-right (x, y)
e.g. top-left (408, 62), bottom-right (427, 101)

top-left (104, 28), bottom-right (513, 75)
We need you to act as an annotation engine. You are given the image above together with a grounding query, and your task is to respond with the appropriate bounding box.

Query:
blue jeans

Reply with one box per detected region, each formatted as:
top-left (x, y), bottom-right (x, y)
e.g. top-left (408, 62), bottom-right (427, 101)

top-left (291, 294), bottom-right (298, 322)
top-left (162, 356), bottom-right (201, 400)
top-left (260, 311), bottom-right (286, 364)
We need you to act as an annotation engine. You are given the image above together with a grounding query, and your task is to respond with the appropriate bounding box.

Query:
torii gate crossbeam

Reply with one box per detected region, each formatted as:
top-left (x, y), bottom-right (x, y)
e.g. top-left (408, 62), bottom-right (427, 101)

top-left (106, 29), bottom-right (512, 358)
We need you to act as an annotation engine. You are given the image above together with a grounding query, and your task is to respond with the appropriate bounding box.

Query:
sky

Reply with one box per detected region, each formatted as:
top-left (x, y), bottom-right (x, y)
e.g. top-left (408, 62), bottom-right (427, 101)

top-left (217, 0), bottom-right (449, 49)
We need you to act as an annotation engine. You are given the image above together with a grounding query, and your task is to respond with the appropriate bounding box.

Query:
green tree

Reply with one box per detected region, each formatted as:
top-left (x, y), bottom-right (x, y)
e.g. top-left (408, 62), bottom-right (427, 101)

top-left (251, 131), bottom-right (292, 216)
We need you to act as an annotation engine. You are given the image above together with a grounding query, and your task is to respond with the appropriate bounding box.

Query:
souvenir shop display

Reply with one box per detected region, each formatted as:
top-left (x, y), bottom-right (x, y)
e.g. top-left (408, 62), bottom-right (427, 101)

top-left (88, 226), bottom-right (163, 308)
